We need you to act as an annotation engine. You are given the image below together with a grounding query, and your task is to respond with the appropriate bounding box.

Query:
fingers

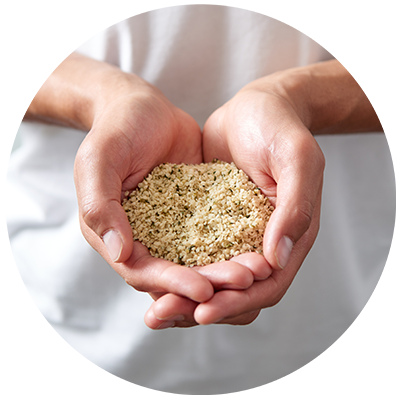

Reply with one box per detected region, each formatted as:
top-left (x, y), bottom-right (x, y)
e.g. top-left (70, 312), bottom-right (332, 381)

top-left (124, 248), bottom-right (263, 304)
top-left (145, 293), bottom-right (198, 329)
top-left (146, 292), bottom-right (262, 329)
top-left (74, 136), bottom-right (138, 263)
top-left (191, 205), bottom-right (321, 326)
top-left (193, 260), bottom-right (254, 290)
top-left (149, 258), bottom-right (258, 328)
top-left (191, 253), bottom-right (272, 292)
top-left (202, 108), bottom-right (233, 163)
top-left (118, 242), bottom-right (215, 303)
top-left (194, 277), bottom-right (279, 325)
top-left (228, 253), bottom-right (273, 281)
top-left (263, 130), bottom-right (325, 270)
top-left (148, 273), bottom-right (294, 329)
top-left (145, 253), bottom-right (272, 329)
top-left (80, 195), bottom-right (134, 264)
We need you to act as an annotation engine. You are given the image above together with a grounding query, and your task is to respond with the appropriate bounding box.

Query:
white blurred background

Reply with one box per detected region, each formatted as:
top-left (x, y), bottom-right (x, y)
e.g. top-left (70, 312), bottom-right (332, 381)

top-left (4, 122), bottom-right (22, 155)
top-left (4, 122), bottom-right (110, 395)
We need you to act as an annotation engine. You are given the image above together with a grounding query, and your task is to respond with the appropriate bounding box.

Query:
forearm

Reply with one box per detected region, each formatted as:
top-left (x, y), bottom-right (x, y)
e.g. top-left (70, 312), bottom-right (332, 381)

top-left (24, 52), bottom-right (148, 131)
top-left (245, 59), bottom-right (382, 134)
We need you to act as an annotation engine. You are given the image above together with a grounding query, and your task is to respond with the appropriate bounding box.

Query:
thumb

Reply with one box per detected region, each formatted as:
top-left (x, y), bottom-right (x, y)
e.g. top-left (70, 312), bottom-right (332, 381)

top-left (263, 149), bottom-right (325, 270)
top-left (74, 144), bottom-right (134, 264)
top-left (80, 196), bottom-right (134, 264)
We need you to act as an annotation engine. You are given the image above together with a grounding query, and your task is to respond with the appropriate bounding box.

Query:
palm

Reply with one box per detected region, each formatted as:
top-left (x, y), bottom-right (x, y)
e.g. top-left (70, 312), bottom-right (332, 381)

top-left (179, 88), bottom-right (325, 325)
top-left (203, 90), bottom-right (310, 203)
top-left (75, 90), bottom-right (221, 307)
top-left (88, 92), bottom-right (203, 198)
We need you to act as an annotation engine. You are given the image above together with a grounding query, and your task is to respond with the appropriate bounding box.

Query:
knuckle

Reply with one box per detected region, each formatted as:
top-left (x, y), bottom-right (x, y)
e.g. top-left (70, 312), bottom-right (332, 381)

top-left (315, 145), bottom-right (326, 170)
top-left (295, 132), bottom-right (325, 172)
top-left (311, 144), bottom-right (326, 176)
top-left (268, 298), bottom-right (280, 308)
top-left (309, 138), bottom-right (326, 172)
top-left (241, 310), bottom-right (261, 325)
top-left (292, 200), bottom-right (314, 236)
top-left (268, 291), bottom-right (285, 308)
top-left (226, 310), bottom-right (261, 326)
top-left (124, 278), bottom-right (143, 292)
top-left (74, 140), bottom-right (94, 172)
top-left (80, 198), bottom-right (103, 235)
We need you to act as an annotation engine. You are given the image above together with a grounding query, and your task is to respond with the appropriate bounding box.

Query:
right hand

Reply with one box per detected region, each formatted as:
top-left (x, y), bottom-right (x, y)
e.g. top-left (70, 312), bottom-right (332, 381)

top-left (73, 62), bottom-right (256, 312)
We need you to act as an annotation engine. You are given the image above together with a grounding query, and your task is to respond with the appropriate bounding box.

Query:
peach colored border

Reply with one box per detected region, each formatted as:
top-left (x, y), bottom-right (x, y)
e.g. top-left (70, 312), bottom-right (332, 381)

top-left (5, 4), bottom-right (396, 119)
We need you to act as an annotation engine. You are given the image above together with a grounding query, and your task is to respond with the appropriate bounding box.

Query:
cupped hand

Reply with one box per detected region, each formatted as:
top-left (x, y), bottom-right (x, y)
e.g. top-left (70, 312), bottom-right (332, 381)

top-left (148, 73), bottom-right (325, 328)
top-left (74, 74), bottom-right (257, 306)
top-left (200, 76), bottom-right (325, 324)
top-left (145, 252), bottom-right (273, 328)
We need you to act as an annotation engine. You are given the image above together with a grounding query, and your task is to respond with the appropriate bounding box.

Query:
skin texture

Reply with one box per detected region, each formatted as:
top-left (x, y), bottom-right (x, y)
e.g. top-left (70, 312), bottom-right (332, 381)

top-left (25, 53), bottom-right (382, 329)
top-left (74, 58), bottom-right (264, 306)
top-left (148, 82), bottom-right (325, 327)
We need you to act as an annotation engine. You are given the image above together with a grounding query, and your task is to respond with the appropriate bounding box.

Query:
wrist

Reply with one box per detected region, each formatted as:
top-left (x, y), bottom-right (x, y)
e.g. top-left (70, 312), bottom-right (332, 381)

top-left (239, 66), bottom-right (314, 130)
top-left (274, 60), bottom-right (349, 133)
top-left (25, 52), bottom-right (154, 132)
top-left (242, 60), bottom-right (381, 134)
top-left (89, 68), bottom-right (153, 128)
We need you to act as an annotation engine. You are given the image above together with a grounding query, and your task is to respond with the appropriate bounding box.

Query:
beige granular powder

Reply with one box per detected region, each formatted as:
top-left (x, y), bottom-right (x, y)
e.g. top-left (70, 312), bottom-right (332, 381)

top-left (122, 160), bottom-right (274, 266)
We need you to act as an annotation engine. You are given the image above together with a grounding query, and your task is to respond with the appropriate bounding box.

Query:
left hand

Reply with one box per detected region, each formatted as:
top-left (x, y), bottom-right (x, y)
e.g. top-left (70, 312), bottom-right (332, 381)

top-left (146, 70), bottom-right (325, 328)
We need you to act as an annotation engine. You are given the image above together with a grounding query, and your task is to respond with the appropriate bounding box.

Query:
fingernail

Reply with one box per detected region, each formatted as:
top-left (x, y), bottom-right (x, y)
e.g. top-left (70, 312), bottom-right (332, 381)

top-left (158, 314), bottom-right (185, 322)
top-left (155, 320), bottom-right (176, 330)
top-left (254, 275), bottom-right (269, 281)
top-left (275, 236), bottom-right (293, 269)
top-left (103, 230), bottom-right (123, 262)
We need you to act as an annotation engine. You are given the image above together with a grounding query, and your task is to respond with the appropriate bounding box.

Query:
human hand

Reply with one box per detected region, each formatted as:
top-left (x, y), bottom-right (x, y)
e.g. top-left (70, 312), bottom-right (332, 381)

top-left (146, 67), bottom-right (325, 327)
top-left (73, 59), bottom-right (259, 308)
top-left (199, 69), bottom-right (325, 324)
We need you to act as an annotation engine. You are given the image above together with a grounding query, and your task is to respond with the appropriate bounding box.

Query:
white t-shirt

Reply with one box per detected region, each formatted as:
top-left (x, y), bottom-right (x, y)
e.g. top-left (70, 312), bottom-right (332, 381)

top-left (7, 5), bottom-right (395, 395)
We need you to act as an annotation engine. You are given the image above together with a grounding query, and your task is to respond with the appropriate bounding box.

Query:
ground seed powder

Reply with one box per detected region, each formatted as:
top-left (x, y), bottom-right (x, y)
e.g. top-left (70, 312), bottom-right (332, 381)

top-left (122, 160), bottom-right (274, 266)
